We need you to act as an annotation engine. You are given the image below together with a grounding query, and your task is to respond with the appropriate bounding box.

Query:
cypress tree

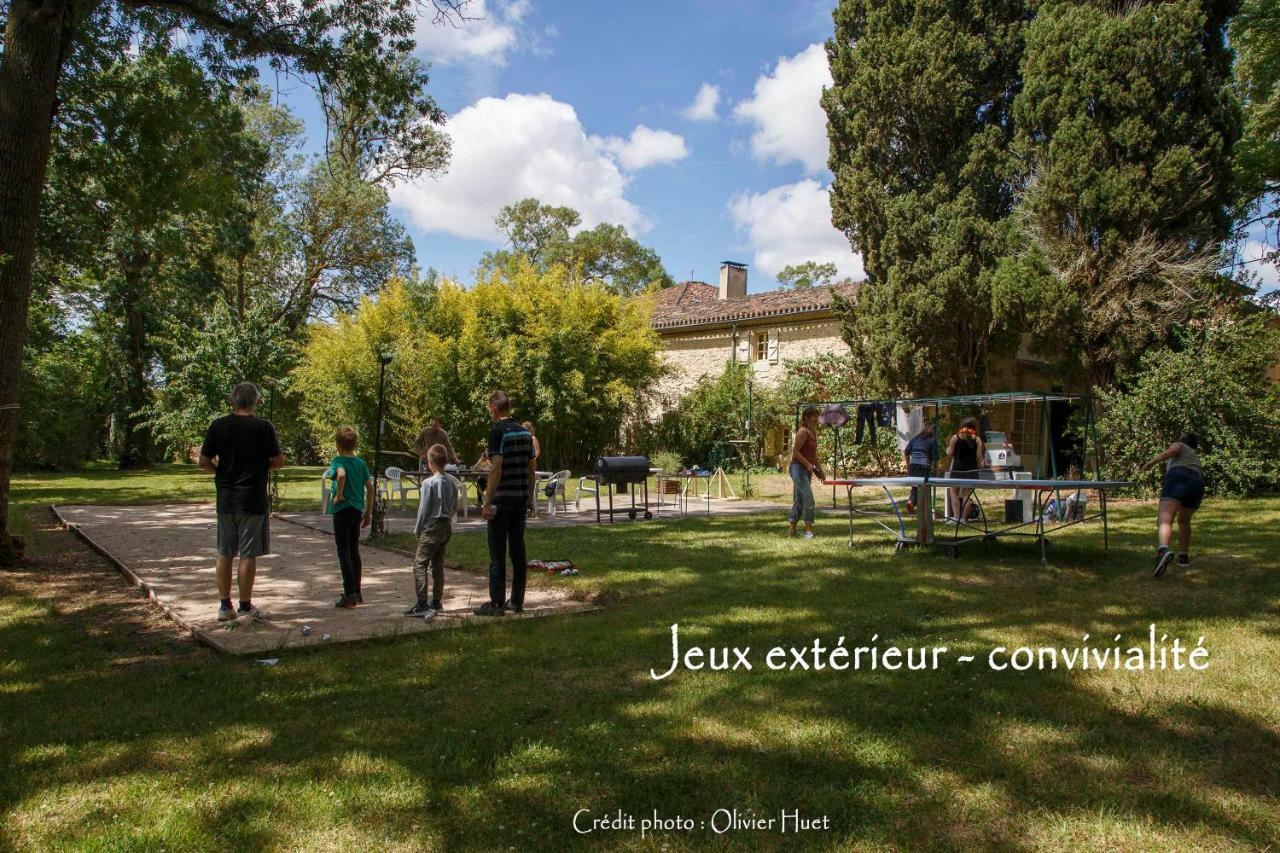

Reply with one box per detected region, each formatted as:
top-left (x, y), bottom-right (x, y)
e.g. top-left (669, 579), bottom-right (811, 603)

top-left (1010, 0), bottom-right (1241, 387)
top-left (823, 0), bottom-right (1030, 394)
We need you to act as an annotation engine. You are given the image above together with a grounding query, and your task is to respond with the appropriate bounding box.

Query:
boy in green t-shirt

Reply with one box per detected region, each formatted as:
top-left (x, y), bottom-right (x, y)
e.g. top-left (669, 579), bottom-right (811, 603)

top-left (327, 427), bottom-right (375, 608)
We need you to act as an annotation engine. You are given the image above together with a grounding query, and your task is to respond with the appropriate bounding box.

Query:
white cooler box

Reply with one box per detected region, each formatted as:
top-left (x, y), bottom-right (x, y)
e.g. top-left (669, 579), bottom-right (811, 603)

top-left (1007, 471), bottom-right (1034, 522)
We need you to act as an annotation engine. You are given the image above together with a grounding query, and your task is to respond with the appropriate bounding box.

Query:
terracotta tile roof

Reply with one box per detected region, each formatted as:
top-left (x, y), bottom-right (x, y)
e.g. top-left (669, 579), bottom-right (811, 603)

top-left (651, 282), bottom-right (858, 331)
top-left (653, 280), bottom-right (717, 309)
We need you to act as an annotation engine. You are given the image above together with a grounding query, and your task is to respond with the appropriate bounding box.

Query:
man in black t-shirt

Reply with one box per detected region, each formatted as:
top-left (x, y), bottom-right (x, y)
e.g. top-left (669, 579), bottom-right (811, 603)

top-left (199, 382), bottom-right (285, 622)
top-left (475, 390), bottom-right (536, 616)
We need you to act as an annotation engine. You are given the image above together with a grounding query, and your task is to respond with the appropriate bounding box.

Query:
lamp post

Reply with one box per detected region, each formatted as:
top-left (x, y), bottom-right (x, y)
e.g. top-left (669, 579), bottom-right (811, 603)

top-left (371, 352), bottom-right (393, 539)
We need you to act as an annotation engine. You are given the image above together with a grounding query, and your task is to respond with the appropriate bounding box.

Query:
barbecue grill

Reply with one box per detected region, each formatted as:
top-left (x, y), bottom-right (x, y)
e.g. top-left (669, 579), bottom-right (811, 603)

top-left (590, 456), bottom-right (653, 522)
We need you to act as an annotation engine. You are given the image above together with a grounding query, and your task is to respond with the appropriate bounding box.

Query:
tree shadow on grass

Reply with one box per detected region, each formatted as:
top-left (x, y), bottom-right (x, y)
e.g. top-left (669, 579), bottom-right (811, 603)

top-left (1, 500), bottom-right (1279, 849)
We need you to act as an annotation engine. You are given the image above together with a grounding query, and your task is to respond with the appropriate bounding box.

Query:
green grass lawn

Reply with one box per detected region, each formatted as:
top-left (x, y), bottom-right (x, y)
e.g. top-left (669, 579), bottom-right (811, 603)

top-left (2, 465), bottom-right (1279, 850)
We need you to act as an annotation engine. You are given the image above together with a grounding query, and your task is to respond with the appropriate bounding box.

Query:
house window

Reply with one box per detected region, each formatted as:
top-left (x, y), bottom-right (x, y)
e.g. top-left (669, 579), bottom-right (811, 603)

top-left (754, 329), bottom-right (779, 364)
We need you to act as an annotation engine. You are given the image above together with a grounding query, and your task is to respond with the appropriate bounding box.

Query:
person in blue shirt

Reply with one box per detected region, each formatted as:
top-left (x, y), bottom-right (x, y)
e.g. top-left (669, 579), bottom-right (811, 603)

top-left (903, 423), bottom-right (936, 514)
top-left (326, 426), bottom-right (374, 608)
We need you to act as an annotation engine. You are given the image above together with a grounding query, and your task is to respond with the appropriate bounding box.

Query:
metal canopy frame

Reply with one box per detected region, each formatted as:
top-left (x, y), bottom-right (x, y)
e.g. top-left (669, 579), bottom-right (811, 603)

top-left (793, 391), bottom-right (1105, 484)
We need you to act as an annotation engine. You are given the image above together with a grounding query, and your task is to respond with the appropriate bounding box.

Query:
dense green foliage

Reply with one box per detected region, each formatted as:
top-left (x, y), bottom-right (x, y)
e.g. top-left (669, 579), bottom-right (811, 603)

top-left (824, 0), bottom-right (1026, 395)
top-left (646, 363), bottom-right (763, 469)
top-left (481, 198), bottom-right (673, 295)
top-left (776, 260), bottom-right (837, 289)
top-left (32, 50), bottom-right (426, 470)
top-left (0, 0), bottom-right (460, 560)
top-left (647, 353), bottom-right (894, 475)
top-left (146, 301), bottom-right (297, 461)
top-left (778, 351), bottom-right (864, 406)
top-left (1231, 0), bottom-right (1280, 267)
top-left (15, 301), bottom-right (110, 470)
top-left (292, 266), bottom-right (665, 471)
top-left (1097, 310), bottom-right (1280, 495)
top-left (1009, 0), bottom-right (1241, 386)
top-left (41, 49), bottom-right (268, 467)
top-left (825, 0), bottom-right (1246, 392)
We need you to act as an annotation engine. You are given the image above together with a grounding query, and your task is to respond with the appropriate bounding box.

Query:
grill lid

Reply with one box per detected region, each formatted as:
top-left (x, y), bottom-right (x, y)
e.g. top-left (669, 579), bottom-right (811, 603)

top-left (594, 456), bottom-right (651, 483)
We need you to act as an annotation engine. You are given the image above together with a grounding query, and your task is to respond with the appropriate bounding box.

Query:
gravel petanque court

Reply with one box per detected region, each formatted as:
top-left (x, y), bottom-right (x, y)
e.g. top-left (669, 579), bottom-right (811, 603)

top-left (52, 504), bottom-right (591, 655)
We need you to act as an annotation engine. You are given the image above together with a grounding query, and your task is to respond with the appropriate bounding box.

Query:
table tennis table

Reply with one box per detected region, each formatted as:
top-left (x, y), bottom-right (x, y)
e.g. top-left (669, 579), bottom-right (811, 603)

top-left (823, 475), bottom-right (1132, 564)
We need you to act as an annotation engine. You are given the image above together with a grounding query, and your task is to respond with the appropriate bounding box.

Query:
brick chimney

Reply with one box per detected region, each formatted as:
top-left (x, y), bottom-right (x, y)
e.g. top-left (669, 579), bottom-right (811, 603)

top-left (719, 261), bottom-right (747, 300)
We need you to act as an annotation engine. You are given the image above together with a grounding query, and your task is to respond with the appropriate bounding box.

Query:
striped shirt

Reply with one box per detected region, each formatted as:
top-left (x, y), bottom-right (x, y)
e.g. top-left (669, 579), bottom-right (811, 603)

top-left (1166, 442), bottom-right (1202, 475)
top-left (487, 418), bottom-right (534, 501)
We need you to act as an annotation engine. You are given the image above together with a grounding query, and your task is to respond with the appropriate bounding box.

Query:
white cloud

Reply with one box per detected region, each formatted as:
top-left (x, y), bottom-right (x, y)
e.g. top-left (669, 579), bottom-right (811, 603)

top-left (682, 83), bottom-right (722, 121)
top-left (389, 93), bottom-right (649, 241)
top-left (727, 179), bottom-right (864, 282)
top-left (732, 43), bottom-right (832, 174)
top-left (1242, 240), bottom-right (1279, 290)
top-left (414, 0), bottom-right (530, 66)
top-left (599, 126), bottom-right (689, 171)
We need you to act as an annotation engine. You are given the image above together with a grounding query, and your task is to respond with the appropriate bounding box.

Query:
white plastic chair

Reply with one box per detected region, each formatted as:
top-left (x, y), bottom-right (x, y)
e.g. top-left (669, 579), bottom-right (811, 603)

top-left (537, 470), bottom-right (572, 516)
top-left (321, 471), bottom-right (334, 512)
top-left (575, 475), bottom-right (599, 511)
top-left (384, 466), bottom-right (419, 511)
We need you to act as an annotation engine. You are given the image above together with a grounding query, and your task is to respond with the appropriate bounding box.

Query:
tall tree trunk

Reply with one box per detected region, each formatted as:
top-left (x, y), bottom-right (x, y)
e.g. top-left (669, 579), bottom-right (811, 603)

top-left (0, 0), bottom-right (80, 565)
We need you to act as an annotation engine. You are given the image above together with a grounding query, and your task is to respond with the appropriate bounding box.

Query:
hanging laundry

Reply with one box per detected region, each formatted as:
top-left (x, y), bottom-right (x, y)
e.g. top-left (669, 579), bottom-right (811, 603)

top-left (855, 403), bottom-right (879, 444)
top-left (820, 404), bottom-right (850, 428)
top-left (897, 405), bottom-right (925, 452)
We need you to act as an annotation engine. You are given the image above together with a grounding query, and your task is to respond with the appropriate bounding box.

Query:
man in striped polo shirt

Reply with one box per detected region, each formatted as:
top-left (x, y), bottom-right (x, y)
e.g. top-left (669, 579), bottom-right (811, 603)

top-left (476, 390), bottom-right (537, 615)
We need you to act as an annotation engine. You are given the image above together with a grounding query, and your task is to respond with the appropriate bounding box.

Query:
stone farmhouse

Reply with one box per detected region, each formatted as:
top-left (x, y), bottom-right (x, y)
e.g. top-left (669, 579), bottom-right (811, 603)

top-left (649, 261), bottom-right (855, 461)
top-left (649, 261), bottom-right (1060, 464)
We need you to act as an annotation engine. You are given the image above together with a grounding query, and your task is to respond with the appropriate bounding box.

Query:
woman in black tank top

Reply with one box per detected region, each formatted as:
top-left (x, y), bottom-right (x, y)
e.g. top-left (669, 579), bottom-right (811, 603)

top-left (951, 434), bottom-right (980, 473)
top-left (946, 416), bottom-right (986, 521)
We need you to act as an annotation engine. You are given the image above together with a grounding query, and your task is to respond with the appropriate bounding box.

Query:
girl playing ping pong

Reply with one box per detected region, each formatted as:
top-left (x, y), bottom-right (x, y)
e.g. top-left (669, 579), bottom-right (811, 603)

top-left (945, 417), bottom-right (987, 522)
top-left (1138, 431), bottom-right (1205, 578)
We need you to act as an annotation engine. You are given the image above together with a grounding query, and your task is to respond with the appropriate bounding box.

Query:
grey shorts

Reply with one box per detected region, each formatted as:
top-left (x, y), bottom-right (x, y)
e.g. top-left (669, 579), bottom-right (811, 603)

top-left (216, 513), bottom-right (270, 558)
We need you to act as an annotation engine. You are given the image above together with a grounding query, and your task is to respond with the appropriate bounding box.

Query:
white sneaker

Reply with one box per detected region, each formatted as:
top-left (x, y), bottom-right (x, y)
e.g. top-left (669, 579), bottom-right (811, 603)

top-left (802, 531), bottom-right (816, 540)
top-left (217, 605), bottom-right (236, 622)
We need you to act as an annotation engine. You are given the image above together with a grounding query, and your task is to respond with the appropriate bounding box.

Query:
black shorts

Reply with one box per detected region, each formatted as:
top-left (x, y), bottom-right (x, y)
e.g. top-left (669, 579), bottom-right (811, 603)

top-left (1161, 467), bottom-right (1205, 510)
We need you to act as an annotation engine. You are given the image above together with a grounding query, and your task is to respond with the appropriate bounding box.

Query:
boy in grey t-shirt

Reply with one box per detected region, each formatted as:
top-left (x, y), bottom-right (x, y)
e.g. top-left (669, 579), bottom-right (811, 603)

top-left (407, 444), bottom-right (460, 615)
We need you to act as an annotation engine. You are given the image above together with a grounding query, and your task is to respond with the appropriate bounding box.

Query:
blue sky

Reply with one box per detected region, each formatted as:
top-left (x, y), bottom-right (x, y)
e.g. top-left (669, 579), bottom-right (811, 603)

top-left (282, 0), bottom-right (1277, 295)
top-left (282, 0), bottom-right (860, 293)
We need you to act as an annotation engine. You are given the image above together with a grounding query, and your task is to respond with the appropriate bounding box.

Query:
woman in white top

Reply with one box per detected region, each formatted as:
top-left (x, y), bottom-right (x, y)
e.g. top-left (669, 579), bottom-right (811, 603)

top-left (1137, 431), bottom-right (1205, 578)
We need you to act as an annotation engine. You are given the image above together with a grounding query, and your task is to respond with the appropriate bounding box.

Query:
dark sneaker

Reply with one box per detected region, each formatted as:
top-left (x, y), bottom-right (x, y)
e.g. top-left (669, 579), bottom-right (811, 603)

top-left (429, 600), bottom-right (444, 611)
top-left (1178, 553), bottom-right (1190, 566)
top-left (217, 605), bottom-right (236, 622)
top-left (1153, 547), bottom-right (1174, 579)
top-left (405, 602), bottom-right (432, 616)
top-left (474, 602), bottom-right (505, 616)
top-left (335, 596), bottom-right (357, 609)
top-left (505, 598), bottom-right (524, 613)
top-left (355, 592), bottom-right (364, 604)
